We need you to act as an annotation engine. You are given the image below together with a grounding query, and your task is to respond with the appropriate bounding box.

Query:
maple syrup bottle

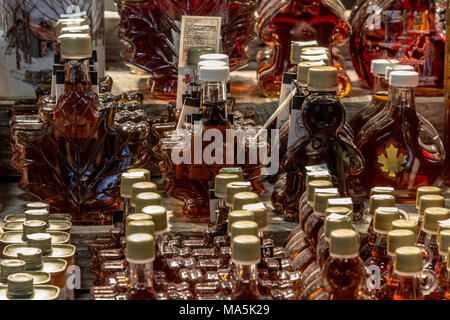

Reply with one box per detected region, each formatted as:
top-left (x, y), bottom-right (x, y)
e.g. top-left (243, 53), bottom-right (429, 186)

top-left (125, 233), bottom-right (157, 300)
top-left (304, 190), bottom-right (340, 249)
top-left (415, 187), bottom-right (442, 234)
top-left (242, 202), bottom-right (269, 241)
top-left (365, 208), bottom-right (403, 285)
top-left (299, 180), bottom-right (334, 232)
top-left (223, 182), bottom-right (252, 231)
top-left (358, 71), bottom-right (444, 201)
top-left (377, 229), bottom-right (416, 300)
top-left (120, 172), bottom-right (147, 228)
top-left (420, 208), bottom-right (450, 271)
top-left (426, 230), bottom-right (450, 300)
top-left (322, 229), bottom-right (366, 300)
top-left (317, 213), bottom-right (353, 269)
top-left (349, 59), bottom-right (395, 135)
top-left (416, 194), bottom-right (445, 244)
top-left (212, 173), bottom-right (242, 236)
top-left (393, 246), bottom-right (436, 300)
top-left (230, 235), bottom-right (267, 300)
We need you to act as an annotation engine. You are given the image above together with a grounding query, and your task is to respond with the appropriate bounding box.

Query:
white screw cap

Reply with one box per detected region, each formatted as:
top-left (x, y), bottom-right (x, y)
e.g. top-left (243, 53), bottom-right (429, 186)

top-left (199, 65), bottom-right (230, 82)
top-left (199, 53), bottom-right (229, 64)
top-left (370, 59), bottom-right (399, 75)
top-left (389, 71), bottom-right (419, 88)
top-left (385, 65), bottom-right (414, 80)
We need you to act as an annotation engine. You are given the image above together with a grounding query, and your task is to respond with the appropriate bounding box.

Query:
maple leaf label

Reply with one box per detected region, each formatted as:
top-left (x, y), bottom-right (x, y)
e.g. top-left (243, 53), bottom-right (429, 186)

top-left (377, 143), bottom-right (407, 177)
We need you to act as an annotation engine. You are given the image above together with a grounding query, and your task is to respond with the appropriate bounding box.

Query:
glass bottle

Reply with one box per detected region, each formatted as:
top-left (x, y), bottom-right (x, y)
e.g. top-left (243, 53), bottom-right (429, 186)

top-left (282, 67), bottom-right (365, 203)
top-left (377, 229), bottom-right (416, 300)
top-left (364, 207), bottom-right (403, 288)
top-left (10, 33), bottom-right (149, 225)
top-left (230, 235), bottom-right (266, 300)
top-left (359, 193), bottom-right (396, 261)
top-left (304, 190), bottom-right (340, 249)
top-left (419, 207), bottom-right (450, 271)
top-left (115, 0), bottom-right (257, 99)
top-left (355, 0), bottom-right (446, 96)
top-left (256, 0), bottom-right (351, 97)
top-left (426, 230), bottom-right (450, 300)
top-left (349, 59), bottom-right (395, 135)
top-left (416, 194), bottom-right (445, 244)
top-left (358, 71), bottom-right (444, 202)
top-left (322, 229), bottom-right (367, 300)
top-left (444, 0), bottom-right (450, 185)
top-left (120, 172), bottom-right (147, 229)
top-left (125, 233), bottom-right (157, 300)
top-left (393, 246), bottom-right (436, 300)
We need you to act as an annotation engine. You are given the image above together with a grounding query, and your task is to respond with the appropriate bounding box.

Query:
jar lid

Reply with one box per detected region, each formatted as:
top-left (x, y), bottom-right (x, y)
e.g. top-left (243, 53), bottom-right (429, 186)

top-left (374, 207), bottom-right (400, 234)
top-left (134, 192), bottom-right (162, 213)
top-left (120, 172), bottom-right (146, 198)
top-left (228, 210), bottom-right (255, 235)
top-left (231, 221), bottom-right (259, 240)
top-left (313, 190), bottom-right (339, 216)
top-left (214, 174), bottom-right (241, 197)
top-left (324, 213), bottom-right (352, 239)
top-left (394, 246), bottom-right (423, 276)
top-left (7, 273), bottom-right (34, 299)
top-left (290, 40), bottom-right (318, 64)
top-left (329, 229), bottom-right (359, 258)
top-left (385, 65), bottom-right (415, 80)
top-left (26, 233), bottom-right (52, 255)
top-left (307, 180), bottom-right (333, 202)
top-left (370, 59), bottom-right (398, 75)
top-left (391, 219), bottom-right (418, 236)
top-left (416, 186), bottom-right (441, 208)
top-left (16, 247), bottom-right (43, 271)
top-left (297, 61), bottom-right (326, 84)
top-left (58, 33), bottom-right (92, 59)
top-left (131, 182), bottom-right (157, 206)
top-left (387, 230), bottom-right (415, 256)
top-left (389, 71), bottom-right (419, 88)
top-left (199, 53), bottom-right (229, 64)
top-left (25, 202), bottom-right (49, 211)
top-left (369, 195), bottom-right (395, 216)
top-left (126, 233), bottom-right (155, 263)
top-left (141, 206), bottom-right (167, 232)
top-left (127, 220), bottom-right (155, 237)
top-left (423, 207), bottom-right (449, 235)
top-left (418, 194), bottom-right (445, 217)
top-left (308, 66), bottom-right (338, 90)
top-left (438, 230), bottom-right (450, 255)
top-left (232, 192), bottom-right (259, 211)
top-left (231, 235), bottom-right (260, 265)
top-left (199, 65), bottom-right (230, 82)
top-left (0, 260), bottom-right (26, 283)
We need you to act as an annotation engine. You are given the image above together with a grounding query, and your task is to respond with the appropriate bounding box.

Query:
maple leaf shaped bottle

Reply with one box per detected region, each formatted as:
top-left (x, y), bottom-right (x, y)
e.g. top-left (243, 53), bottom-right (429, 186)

top-left (358, 71), bottom-right (444, 202)
top-left (10, 33), bottom-right (149, 225)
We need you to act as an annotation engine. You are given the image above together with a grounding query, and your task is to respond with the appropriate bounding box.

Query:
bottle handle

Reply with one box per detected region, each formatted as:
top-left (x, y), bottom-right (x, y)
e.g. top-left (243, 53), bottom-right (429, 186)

top-left (416, 243), bottom-right (434, 269)
top-left (398, 210), bottom-right (409, 220)
top-left (420, 270), bottom-right (438, 296)
top-left (417, 114), bottom-right (446, 160)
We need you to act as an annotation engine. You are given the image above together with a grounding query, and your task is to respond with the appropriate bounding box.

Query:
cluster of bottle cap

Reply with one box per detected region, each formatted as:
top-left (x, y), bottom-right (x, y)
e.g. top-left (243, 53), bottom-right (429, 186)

top-left (0, 202), bottom-right (75, 300)
top-left (90, 168), bottom-right (301, 300)
top-left (284, 180), bottom-right (450, 300)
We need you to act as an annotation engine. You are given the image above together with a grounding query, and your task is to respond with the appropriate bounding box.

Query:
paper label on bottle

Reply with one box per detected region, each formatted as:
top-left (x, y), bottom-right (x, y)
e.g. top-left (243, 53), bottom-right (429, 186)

top-left (305, 164), bottom-right (329, 172)
top-left (328, 198), bottom-right (353, 206)
top-left (176, 16), bottom-right (222, 110)
top-left (314, 188), bottom-right (338, 194)
top-left (242, 202), bottom-right (266, 211)
top-left (372, 187), bottom-right (395, 192)
top-left (287, 109), bottom-right (308, 148)
top-left (176, 102), bottom-right (200, 129)
top-left (231, 181), bottom-right (251, 187)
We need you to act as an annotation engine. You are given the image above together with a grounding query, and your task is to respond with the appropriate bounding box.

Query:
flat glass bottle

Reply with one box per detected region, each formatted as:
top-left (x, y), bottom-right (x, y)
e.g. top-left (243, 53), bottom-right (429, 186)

top-left (358, 71), bottom-right (444, 202)
top-left (426, 230), bottom-right (450, 300)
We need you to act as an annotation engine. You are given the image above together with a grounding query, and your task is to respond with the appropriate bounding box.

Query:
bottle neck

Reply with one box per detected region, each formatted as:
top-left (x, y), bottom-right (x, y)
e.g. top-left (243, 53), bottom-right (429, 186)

top-left (373, 74), bottom-right (387, 94)
top-left (372, 233), bottom-right (389, 261)
top-left (389, 86), bottom-right (416, 115)
top-left (395, 275), bottom-right (424, 300)
top-left (201, 81), bottom-right (228, 106)
top-left (64, 59), bottom-right (91, 92)
top-left (233, 263), bottom-right (259, 290)
top-left (129, 261), bottom-right (154, 290)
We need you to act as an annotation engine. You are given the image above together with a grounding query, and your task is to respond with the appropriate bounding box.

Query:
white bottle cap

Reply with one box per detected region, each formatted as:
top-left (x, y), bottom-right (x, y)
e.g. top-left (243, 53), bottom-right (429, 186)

top-left (370, 59), bottom-right (399, 75)
top-left (199, 65), bottom-right (230, 82)
top-left (198, 60), bottom-right (227, 69)
top-left (385, 65), bottom-right (414, 80)
top-left (199, 53), bottom-right (229, 64)
top-left (389, 71), bottom-right (419, 88)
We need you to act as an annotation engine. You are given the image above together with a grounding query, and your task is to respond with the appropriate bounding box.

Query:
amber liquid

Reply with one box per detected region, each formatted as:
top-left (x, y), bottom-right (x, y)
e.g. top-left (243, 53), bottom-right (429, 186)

top-left (357, 0), bottom-right (445, 96)
top-left (257, 0), bottom-right (351, 96)
top-left (322, 256), bottom-right (366, 300)
top-left (443, 1), bottom-right (450, 185)
top-left (393, 276), bottom-right (424, 300)
top-left (115, 0), bottom-right (256, 99)
top-left (349, 92), bottom-right (388, 135)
